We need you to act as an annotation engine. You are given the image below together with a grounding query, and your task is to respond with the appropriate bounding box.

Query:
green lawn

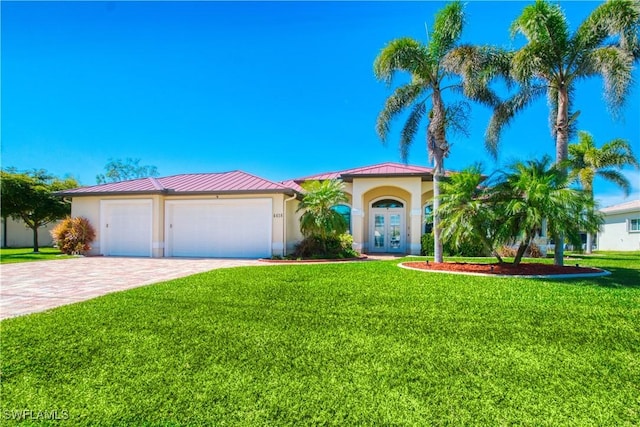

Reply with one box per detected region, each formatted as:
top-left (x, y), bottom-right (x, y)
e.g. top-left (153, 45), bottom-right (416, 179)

top-left (1, 253), bottom-right (638, 425)
top-left (0, 247), bottom-right (74, 264)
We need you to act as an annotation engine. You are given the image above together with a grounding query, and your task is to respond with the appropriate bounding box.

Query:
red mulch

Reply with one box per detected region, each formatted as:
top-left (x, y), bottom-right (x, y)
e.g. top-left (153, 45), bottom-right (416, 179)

top-left (402, 261), bottom-right (603, 276)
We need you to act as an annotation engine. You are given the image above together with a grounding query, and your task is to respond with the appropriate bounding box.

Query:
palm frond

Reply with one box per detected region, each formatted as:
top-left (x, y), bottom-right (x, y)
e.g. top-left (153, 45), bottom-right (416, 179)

top-left (598, 169), bottom-right (632, 195)
top-left (485, 83), bottom-right (546, 157)
top-left (429, 1), bottom-right (465, 62)
top-left (399, 101), bottom-right (427, 162)
top-left (374, 38), bottom-right (432, 85)
top-left (599, 138), bottom-right (640, 168)
top-left (584, 46), bottom-right (634, 116)
top-left (444, 101), bottom-right (471, 139)
top-left (574, 0), bottom-right (640, 55)
top-left (444, 44), bottom-right (513, 107)
top-left (375, 83), bottom-right (428, 143)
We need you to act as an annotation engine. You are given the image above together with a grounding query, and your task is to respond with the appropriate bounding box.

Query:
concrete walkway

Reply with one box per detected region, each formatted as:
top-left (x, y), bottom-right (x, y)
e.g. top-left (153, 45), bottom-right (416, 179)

top-left (0, 257), bottom-right (261, 320)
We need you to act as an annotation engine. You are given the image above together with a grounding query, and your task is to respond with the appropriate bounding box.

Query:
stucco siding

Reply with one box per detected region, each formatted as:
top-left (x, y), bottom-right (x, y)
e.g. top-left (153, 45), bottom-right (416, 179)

top-left (597, 211), bottom-right (640, 251)
top-left (71, 193), bottom-right (287, 258)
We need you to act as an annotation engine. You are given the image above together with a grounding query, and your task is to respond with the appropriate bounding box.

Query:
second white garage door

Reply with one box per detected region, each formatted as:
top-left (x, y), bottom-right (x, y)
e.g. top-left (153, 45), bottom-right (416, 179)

top-left (165, 199), bottom-right (272, 258)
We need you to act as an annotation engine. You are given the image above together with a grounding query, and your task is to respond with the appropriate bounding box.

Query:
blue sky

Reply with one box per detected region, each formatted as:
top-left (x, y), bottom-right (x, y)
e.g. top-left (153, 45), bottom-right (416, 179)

top-left (2, 1), bottom-right (638, 207)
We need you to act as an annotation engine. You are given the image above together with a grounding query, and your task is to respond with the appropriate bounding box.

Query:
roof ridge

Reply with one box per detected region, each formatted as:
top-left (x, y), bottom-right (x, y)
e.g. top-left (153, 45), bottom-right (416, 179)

top-left (147, 177), bottom-right (165, 191)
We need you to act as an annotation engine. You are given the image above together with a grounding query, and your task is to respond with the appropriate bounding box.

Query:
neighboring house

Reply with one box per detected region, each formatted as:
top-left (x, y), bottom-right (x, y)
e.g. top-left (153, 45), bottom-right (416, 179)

top-left (57, 162), bottom-right (438, 258)
top-left (0, 217), bottom-right (56, 248)
top-left (597, 200), bottom-right (640, 251)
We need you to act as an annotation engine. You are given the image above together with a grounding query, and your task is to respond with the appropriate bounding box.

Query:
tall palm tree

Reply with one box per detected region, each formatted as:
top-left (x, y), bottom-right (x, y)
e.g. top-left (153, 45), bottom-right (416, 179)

top-left (567, 130), bottom-right (639, 253)
top-left (374, 1), bottom-right (504, 263)
top-left (487, 0), bottom-right (640, 265)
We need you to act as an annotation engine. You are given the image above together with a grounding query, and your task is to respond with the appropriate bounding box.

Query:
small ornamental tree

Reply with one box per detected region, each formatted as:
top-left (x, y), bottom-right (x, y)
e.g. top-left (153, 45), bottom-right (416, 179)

top-left (1, 169), bottom-right (79, 252)
top-left (51, 217), bottom-right (96, 255)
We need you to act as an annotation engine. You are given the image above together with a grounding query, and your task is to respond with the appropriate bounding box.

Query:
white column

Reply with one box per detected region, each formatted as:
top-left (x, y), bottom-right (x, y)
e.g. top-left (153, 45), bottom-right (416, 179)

top-left (351, 182), bottom-right (365, 254)
top-left (409, 181), bottom-right (423, 255)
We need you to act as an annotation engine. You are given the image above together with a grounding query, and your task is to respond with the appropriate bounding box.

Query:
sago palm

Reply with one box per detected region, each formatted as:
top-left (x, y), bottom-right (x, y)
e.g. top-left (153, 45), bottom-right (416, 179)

top-left (374, 1), bottom-right (504, 263)
top-left (567, 130), bottom-right (639, 253)
top-left (487, 0), bottom-right (640, 265)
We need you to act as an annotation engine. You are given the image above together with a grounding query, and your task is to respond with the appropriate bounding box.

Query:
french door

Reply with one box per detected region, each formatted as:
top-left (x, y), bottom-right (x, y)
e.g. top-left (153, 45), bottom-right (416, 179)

top-left (370, 208), bottom-right (404, 253)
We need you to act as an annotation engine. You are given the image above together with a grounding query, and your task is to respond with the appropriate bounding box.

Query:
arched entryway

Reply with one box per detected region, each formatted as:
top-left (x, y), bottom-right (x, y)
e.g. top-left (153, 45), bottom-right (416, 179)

top-left (369, 198), bottom-right (405, 253)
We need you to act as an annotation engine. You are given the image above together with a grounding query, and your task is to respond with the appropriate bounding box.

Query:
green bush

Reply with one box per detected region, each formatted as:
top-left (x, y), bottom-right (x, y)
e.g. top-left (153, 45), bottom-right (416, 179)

top-left (421, 233), bottom-right (434, 256)
top-left (293, 233), bottom-right (358, 259)
top-left (422, 232), bottom-right (487, 257)
top-left (50, 216), bottom-right (96, 255)
top-left (444, 239), bottom-right (487, 257)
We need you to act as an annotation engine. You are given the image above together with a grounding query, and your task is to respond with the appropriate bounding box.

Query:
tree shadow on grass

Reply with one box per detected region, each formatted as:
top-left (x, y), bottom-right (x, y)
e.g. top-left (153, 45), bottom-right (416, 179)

top-left (543, 266), bottom-right (639, 289)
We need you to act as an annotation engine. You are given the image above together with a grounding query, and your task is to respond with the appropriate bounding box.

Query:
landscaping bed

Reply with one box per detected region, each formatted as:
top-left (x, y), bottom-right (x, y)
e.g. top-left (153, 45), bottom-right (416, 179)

top-left (260, 255), bottom-right (368, 263)
top-left (402, 261), bottom-right (605, 276)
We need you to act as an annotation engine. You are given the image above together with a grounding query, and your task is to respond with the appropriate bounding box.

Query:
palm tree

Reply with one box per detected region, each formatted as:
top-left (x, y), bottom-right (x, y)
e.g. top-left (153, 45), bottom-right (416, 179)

top-left (297, 179), bottom-right (349, 249)
top-left (374, 1), bottom-right (504, 263)
top-left (495, 156), bottom-right (599, 266)
top-left (487, 0), bottom-right (640, 265)
top-left (567, 130), bottom-right (639, 253)
top-left (438, 165), bottom-right (506, 263)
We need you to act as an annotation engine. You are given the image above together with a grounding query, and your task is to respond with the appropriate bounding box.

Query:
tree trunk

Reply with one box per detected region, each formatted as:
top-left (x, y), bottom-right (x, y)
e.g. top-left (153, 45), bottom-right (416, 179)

top-left (429, 88), bottom-right (447, 263)
top-left (2, 216), bottom-right (7, 248)
top-left (31, 226), bottom-right (40, 253)
top-left (585, 185), bottom-right (594, 254)
top-left (553, 86), bottom-right (570, 266)
top-left (513, 234), bottom-right (532, 266)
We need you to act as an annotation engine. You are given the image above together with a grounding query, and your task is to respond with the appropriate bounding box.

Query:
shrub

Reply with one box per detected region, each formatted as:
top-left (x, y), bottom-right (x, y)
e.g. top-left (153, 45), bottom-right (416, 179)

top-left (497, 245), bottom-right (517, 258)
top-left (293, 233), bottom-right (358, 259)
top-left (51, 216), bottom-right (96, 255)
top-left (526, 242), bottom-right (543, 258)
top-left (421, 233), bottom-right (434, 256)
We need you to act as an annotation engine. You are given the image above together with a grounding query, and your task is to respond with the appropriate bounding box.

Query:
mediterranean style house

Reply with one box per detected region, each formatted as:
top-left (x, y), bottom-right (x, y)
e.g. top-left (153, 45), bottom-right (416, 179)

top-left (58, 162), bottom-right (438, 258)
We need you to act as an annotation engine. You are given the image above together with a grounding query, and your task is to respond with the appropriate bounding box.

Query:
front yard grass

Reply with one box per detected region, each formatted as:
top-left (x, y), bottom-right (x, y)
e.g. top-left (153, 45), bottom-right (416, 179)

top-left (1, 253), bottom-right (638, 425)
top-left (0, 247), bottom-right (73, 264)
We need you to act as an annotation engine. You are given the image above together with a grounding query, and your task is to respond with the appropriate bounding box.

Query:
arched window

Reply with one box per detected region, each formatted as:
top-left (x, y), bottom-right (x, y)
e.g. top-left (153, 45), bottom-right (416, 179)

top-left (424, 203), bottom-right (434, 234)
top-left (332, 204), bottom-right (351, 233)
top-left (372, 199), bottom-right (404, 208)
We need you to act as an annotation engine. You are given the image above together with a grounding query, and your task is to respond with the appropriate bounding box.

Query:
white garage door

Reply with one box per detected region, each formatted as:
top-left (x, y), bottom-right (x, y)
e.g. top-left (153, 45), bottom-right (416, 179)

top-left (165, 199), bottom-right (272, 258)
top-left (100, 200), bottom-right (152, 257)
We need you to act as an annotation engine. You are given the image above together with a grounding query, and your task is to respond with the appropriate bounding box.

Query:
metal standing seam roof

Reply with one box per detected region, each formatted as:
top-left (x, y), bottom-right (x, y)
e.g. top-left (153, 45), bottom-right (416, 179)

top-left (290, 162), bottom-right (437, 183)
top-left (58, 163), bottom-right (445, 197)
top-left (599, 199), bottom-right (640, 214)
top-left (58, 171), bottom-right (296, 196)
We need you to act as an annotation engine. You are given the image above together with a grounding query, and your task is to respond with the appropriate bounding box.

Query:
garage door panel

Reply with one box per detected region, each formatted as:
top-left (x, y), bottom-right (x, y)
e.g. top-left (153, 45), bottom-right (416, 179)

top-left (101, 201), bottom-right (152, 257)
top-left (166, 199), bottom-right (272, 258)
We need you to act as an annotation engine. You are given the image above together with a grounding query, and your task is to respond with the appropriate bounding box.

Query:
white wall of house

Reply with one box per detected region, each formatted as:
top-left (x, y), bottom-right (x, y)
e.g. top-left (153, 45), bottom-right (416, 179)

top-left (0, 217), bottom-right (57, 248)
top-left (597, 211), bottom-right (640, 251)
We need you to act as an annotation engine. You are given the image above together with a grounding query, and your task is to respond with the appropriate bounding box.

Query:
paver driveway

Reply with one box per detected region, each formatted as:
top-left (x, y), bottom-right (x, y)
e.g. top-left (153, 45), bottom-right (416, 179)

top-left (0, 257), bottom-right (261, 320)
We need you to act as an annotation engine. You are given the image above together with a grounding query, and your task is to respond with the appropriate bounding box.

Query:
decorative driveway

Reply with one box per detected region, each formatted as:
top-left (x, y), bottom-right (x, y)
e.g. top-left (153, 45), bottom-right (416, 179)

top-left (0, 257), bottom-right (261, 320)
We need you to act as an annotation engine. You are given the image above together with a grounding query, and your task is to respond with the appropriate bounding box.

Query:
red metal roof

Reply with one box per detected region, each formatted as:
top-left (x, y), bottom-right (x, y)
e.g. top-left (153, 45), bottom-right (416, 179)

top-left (61, 171), bottom-right (294, 196)
top-left (60, 163), bottom-right (442, 197)
top-left (291, 162), bottom-right (436, 182)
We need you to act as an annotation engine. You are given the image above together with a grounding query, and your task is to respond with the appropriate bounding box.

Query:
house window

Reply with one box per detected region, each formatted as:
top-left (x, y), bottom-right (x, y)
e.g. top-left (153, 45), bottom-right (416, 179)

top-left (372, 199), bottom-right (404, 208)
top-left (332, 204), bottom-right (351, 233)
top-left (630, 218), bottom-right (640, 232)
top-left (424, 203), bottom-right (433, 234)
